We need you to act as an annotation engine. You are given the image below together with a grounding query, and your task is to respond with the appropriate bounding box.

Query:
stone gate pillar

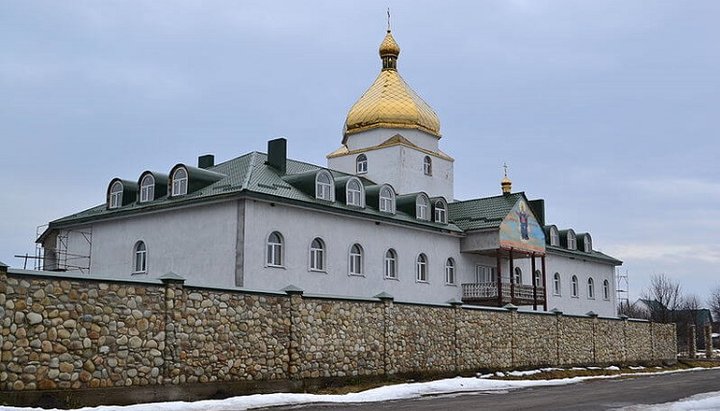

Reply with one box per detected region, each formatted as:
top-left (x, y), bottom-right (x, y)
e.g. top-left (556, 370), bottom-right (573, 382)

top-left (704, 324), bottom-right (713, 359)
top-left (283, 285), bottom-right (304, 380)
top-left (375, 292), bottom-right (395, 376)
top-left (688, 324), bottom-right (697, 359)
top-left (159, 272), bottom-right (186, 384)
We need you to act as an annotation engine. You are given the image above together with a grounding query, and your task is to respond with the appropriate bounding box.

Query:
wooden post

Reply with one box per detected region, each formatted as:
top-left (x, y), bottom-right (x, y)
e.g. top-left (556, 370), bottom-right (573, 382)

top-left (541, 255), bottom-right (548, 311)
top-left (531, 252), bottom-right (537, 311)
top-left (496, 251), bottom-right (502, 307)
top-left (509, 248), bottom-right (515, 306)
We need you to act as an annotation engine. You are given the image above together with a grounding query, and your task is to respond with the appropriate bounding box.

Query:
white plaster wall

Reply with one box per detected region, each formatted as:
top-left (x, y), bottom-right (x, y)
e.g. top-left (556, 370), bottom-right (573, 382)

top-left (328, 145), bottom-right (453, 200)
top-left (511, 254), bottom-right (617, 317)
top-left (344, 128), bottom-right (439, 152)
top-left (242, 199), bottom-right (471, 304)
top-left (88, 201), bottom-right (238, 288)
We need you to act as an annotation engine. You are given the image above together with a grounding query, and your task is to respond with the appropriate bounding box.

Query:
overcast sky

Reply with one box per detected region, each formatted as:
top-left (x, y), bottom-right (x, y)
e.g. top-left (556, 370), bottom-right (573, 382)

top-left (1, 1), bottom-right (718, 304)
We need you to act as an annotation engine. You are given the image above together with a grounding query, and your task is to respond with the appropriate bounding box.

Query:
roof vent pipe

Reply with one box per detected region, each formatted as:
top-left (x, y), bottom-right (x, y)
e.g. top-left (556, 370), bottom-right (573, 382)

top-left (198, 154), bottom-right (215, 169)
top-left (266, 138), bottom-right (287, 175)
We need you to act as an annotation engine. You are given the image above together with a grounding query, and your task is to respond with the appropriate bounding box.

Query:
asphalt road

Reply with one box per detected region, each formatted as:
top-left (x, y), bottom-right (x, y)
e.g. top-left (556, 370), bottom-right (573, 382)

top-left (264, 368), bottom-right (720, 411)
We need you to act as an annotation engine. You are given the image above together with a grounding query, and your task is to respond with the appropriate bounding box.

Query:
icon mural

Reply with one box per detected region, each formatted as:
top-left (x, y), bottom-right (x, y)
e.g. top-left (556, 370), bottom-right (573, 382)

top-left (499, 200), bottom-right (545, 253)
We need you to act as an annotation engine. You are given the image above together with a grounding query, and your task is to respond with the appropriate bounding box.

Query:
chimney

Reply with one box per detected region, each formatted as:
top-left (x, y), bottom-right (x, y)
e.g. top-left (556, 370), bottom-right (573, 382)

top-left (198, 154), bottom-right (215, 169)
top-left (266, 138), bottom-right (287, 174)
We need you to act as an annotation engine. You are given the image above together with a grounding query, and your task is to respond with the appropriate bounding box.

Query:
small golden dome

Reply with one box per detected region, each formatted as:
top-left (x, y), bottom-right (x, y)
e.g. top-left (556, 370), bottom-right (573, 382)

top-left (379, 30), bottom-right (400, 56)
top-left (501, 164), bottom-right (512, 194)
top-left (343, 30), bottom-right (441, 141)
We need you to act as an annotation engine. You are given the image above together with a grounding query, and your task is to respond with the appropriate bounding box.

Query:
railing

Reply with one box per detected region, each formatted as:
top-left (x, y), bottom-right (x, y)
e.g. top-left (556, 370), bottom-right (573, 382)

top-left (462, 282), bottom-right (545, 305)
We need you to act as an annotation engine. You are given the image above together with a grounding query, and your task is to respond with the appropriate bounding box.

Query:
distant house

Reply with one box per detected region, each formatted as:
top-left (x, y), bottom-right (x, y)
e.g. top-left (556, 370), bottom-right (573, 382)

top-left (34, 29), bottom-right (622, 317)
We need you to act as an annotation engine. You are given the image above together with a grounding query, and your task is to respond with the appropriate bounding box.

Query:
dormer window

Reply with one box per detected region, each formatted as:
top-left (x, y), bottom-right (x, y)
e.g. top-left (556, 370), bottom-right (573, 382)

top-left (584, 234), bottom-right (592, 252)
top-left (379, 185), bottom-right (395, 214)
top-left (550, 227), bottom-right (559, 246)
top-left (140, 174), bottom-right (155, 202)
top-left (423, 156), bottom-right (432, 176)
top-left (109, 181), bottom-right (123, 209)
top-left (356, 154), bottom-right (368, 174)
top-left (567, 230), bottom-right (577, 250)
top-left (315, 171), bottom-right (334, 201)
top-left (172, 168), bottom-right (188, 196)
top-left (416, 194), bottom-right (429, 220)
top-left (434, 200), bottom-right (447, 224)
top-left (346, 178), bottom-right (364, 207)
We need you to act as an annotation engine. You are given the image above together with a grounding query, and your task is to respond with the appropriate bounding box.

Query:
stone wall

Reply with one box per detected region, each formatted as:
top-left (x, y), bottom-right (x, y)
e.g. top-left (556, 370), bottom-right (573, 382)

top-left (0, 267), bottom-right (677, 398)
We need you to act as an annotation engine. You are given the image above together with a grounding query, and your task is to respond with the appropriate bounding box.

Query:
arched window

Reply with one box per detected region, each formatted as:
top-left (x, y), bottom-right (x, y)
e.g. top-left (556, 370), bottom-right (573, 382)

top-left (379, 185), bottom-right (395, 213)
top-left (567, 230), bottom-right (577, 250)
top-left (349, 244), bottom-right (364, 275)
top-left (416, 194), bottom-right (429, 220)
top-left (553, 272), bottom-right (561, 295)
top-left (172, 168), bottom-right (188, 196)
top-left (603, 279), bottom-right (610, 300)
top-left (109, 181), bottom-right (124, 209)
top-left (315, 171), bottom-right (333, 201)
top-left (423, 156), bottom-right (432, 176)
top-left (533, 270), bottom-right (542, 288)
top-left (550, 227), bottom-right (560, 246)
top-left (584, 234), bottom-right (592, 252)
top-left (416, 253), bottom-right (428, 282)
top-left (588, 277), bottom-right (595, 299)
top-left (513, 267), bottom-right (522, 284)
top-left (445, 258), bottom-right (455, 284)
top-left (346, 179), bottom-right (363, 207)
top-left (571, 275), bottom-right (579, 297)
top-left (384, 249), bottom-right (397, 279)
top-left (356, 154), bottom-right (368, 174)
top-left (133, 241), bottom-right (147, 273)
top-left (309, 238), bottom-right (325, 271)
top-left (266, 232), bottom-right (283, 267)
top-left (140, 174), bottom-right (155, 203)
top-left (434, 201), bottom-right (447, 224)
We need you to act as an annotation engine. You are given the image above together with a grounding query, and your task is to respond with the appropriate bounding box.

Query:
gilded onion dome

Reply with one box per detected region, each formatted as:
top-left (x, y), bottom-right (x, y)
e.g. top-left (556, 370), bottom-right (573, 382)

top-left (343, 30), bottom-right (441, 143)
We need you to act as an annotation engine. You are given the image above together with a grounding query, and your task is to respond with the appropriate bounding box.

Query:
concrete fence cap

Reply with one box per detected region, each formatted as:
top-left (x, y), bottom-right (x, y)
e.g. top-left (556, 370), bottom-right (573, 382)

top-left (586, 311), bottom-right (599, 317)
top-left (281, 284), bottom-right (304, 295)
top-left (446, 298), bottom-right (463, 306)
top-left (550, 308), bottom-right (563, 315)
top-left (158, 271), bottom-right (185, 282)
top-left (503, 303), bottom-right (518, 311)
top-left (374, 291), bottom-right (394, 301)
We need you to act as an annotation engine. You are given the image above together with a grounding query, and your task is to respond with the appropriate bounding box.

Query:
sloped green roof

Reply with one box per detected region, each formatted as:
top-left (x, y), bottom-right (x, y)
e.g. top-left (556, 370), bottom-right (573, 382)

top-left (447, 192), bottom-right (526, 231)
top-left (546, 245), bottom-right (623, 265)
top-left (45, 152), bottom-right (462, 235)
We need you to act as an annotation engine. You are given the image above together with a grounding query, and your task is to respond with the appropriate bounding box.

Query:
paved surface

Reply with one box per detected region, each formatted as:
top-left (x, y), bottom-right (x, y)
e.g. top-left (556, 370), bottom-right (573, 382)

top-left (263, 368), bottom-right (720, 411)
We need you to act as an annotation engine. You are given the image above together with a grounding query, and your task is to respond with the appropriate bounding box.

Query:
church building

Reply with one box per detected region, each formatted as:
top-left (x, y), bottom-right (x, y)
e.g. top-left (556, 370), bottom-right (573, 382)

top-left (36, 28), bottom-right (622, 317)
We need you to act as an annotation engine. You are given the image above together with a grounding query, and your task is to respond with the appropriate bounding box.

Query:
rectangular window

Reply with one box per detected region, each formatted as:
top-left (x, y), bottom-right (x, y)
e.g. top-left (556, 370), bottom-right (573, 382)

top-left (350, 255), bottom-right (362, 275)
top-left (267, 244), bottom-right (282, 266)
top-left (385, 258), bottom-right (396, 279)
top-left (445, 266), bottom-right (455, 284)
top-left (310, 249), bottom-right (324, 271)
top-left (475, 265), bottom-right (496, 283)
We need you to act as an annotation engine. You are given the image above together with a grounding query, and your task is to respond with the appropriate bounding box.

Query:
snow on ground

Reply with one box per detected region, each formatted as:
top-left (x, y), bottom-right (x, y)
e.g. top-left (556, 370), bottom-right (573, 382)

top-left (616, 391), bottom-right (720, 410)
top-left (0, 367), bottom-right (718, 411)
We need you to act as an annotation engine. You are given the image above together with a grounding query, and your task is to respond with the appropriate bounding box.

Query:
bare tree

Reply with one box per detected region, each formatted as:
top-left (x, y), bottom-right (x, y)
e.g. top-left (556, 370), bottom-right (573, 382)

top-left (618, 300), bottom-right (649, 319)
top-left (640, 273), bottom-right (684, 323)
top-left (708, 286), bottom-right (720, 323)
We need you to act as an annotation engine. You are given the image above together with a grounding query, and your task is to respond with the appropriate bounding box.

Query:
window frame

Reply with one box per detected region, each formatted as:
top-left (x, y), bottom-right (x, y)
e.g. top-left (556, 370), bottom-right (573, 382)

top-left (384, 249), bottom-right (398, 280)
top-left (584, 234), bottom-right (593, 252)
top-left (379, 185), bottom-right (395, 214)
top-left (533, 270), bottom-right (542, 288)
top-left (416, 253), bottom-right (428, 283)
top-left (550, 227), bottom-right (560, 246)
top-left (423, 156), bottom-right (432, 176)
top-left (349, 243), bottom-right (364, 276)
top-left (356, 154), bottom-right (368, 174)
top-left (445, 258), bottom-right (456, 285)
top-left (567, 230), bottom-right (577, 250)
top-left (346, 178), bottom-right (364, 208)
top-left (109, 181), bottom-right (124, 209)
top-left (266, 231), bottom-right (284, 268)
top-left (315, 170), bottom-right (334, 202)
top-left (140, 174), bottom-right (155, 203)
top-left (132, 241), bottom-right (147, 274)
top-left (603, 279), bottom-right (610, 300)
top-left (172, 167), bottom-right (188, 197)
top-left (587, 277), bottom-right (595, 299)
top-left (553, 272), bottom-right (561, 296)
top-left (513, 267), bottom-right (522, 284)
top-left (309, 237), bottom-right (326, 272)
top-left (571, 275), bottom-right (579, 297)
top-left (434, 200), bottom-right (447, 224)
top-left (416, 194), bottom-right (430, 221)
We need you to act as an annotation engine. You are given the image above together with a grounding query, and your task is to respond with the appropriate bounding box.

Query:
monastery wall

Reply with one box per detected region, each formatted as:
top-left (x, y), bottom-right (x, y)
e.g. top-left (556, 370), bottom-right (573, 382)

top-left (0, 267), bottom-right (676, 407)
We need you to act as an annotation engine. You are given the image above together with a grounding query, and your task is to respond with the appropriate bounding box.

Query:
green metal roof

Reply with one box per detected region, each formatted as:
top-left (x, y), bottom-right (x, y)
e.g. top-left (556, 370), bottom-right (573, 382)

top-left (45, 152), bottom-right (463, 235)
top-left (447, 192), bottom-right (526, 231)
top-left (546, 245), bottom-right (623, 265)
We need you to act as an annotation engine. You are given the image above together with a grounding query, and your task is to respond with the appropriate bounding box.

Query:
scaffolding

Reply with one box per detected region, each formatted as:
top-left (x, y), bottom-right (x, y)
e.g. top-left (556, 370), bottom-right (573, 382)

top-left (18, 225), bottom-right (93, 274)
top-left (616, 268), bottom-right (629, 308)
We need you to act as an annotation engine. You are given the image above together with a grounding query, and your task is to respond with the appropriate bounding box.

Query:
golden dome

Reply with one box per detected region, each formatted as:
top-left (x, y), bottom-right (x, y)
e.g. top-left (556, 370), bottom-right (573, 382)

top-left (343, 30), bottom-right (441, 142)
top-left (379, 30), bottom-right (400, 56)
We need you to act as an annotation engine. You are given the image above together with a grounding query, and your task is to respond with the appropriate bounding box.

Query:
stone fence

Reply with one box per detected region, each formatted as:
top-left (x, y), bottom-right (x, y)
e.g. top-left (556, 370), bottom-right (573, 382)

top-left (0, 266), bottom-right (676, 406)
